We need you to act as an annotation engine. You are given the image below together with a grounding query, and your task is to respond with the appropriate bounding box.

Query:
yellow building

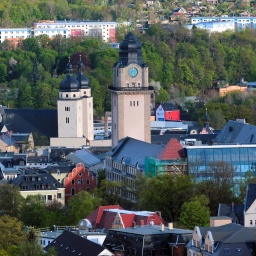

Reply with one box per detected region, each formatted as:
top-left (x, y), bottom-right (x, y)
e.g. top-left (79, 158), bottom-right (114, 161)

top-left (12, 169), bottom-right (65, 206)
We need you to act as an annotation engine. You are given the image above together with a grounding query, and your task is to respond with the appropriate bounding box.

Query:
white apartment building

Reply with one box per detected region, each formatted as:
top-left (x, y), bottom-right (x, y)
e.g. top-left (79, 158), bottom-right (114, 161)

top-left (0, 20), bottom-right (117, 44)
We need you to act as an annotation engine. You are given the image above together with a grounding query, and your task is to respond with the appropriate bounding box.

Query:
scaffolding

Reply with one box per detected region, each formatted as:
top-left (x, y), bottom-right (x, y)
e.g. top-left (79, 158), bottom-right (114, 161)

top-left (144, 157), bottom-right (187, 177)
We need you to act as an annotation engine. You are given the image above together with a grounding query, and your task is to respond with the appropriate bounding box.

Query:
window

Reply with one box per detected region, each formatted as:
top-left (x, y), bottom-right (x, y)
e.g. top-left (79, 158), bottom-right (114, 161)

top-left (224, 248), bottom-right (230, 254)
top-left (66, 117), bottom-right (69, 123)
top-left (71, 188), bottom-right (75, 195)
top-left (130, 101), bottom-right (132, 106)
top-left (71, 179), bottom-right (75, 184)
top-left (250, 220), bottom-right (253, 225)
top-left (66, 94), bottom-right (68, 97)
top-left (137, 101), bottom-right (139, 106)
top-left (86, 179), bottom-right (90, 184)
top-left (73, 94), bottom-right (76, 97)
top-left (57, 193), bottom-right (62, 199)
top-left (236, 248), bottom-right (242, 254)
top-left (78, 172), bottom-right (82, 176)
top-left (78, 179), bottom-right (83, 184)
top-left (48, 195), bottom-right (52, 200)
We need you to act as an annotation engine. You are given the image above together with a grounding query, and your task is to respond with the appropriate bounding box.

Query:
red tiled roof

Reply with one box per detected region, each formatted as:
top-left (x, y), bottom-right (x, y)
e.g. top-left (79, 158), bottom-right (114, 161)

top-left (121, 213), bottom-right (136, 228)
top-left (135, 213), bottom-right (165, 226)
top-left (157, 138), bottom-right (184, 160)
top-left (86, 205), bottom-right (123, 229)
top-left (100, 211), bottom-right (119, 229)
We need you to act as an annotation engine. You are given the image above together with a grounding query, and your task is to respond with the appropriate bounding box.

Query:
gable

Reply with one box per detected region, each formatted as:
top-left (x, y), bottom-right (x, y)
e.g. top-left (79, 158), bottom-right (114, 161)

top-left (245, 199), bottom-right (256, 214)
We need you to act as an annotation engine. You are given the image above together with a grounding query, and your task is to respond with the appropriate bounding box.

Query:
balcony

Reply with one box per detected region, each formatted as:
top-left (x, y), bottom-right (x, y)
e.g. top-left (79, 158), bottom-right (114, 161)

top-left (108, 86), bottom-right (154, 91)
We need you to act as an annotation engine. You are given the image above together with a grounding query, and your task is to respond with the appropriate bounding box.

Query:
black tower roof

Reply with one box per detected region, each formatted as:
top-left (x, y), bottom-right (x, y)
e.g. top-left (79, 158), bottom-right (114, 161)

top-left (76, 56), bottom-right (90, 89)
top-left (60, 59), bottom-right (80, 92)
top-left (118, 32), bottom-right (144, 66)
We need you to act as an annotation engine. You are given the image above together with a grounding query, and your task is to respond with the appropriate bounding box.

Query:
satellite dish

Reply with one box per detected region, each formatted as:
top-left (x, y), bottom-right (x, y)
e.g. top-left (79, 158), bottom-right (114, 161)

top-left (77, 219), bottom-right (92, 230)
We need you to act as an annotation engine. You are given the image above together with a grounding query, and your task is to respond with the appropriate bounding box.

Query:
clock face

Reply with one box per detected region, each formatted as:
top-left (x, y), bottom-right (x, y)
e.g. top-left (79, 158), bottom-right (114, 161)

top-left (129, 68), bottom-right (138, 77)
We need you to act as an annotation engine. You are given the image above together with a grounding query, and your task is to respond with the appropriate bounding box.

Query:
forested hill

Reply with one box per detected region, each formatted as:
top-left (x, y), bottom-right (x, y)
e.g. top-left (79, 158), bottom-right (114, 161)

top-left (0, 0), bottom-right (145, 28)
top-left (1, 21), bottom-right (256, 126)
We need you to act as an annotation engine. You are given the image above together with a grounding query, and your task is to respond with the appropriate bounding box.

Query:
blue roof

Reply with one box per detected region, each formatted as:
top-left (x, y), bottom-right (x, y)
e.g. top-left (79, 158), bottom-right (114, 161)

top-left (66, 149), bottom-right (102, 167)
top-left (214, 120), bottom-right (256, 144)
top-left (106, 137), bottom-right (163, 170)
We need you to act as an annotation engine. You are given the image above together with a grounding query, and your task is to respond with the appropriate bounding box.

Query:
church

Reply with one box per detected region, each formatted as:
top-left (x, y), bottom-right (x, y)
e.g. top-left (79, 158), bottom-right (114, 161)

top-left (51, 32), bottom-right (153, 149)
top-left (1, 32), bottom-right (153, 149)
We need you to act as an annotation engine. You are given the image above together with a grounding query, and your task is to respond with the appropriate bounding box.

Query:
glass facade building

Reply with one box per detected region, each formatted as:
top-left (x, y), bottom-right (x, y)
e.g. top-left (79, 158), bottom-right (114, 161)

top-left (186, 145), bottom-right (256, 182)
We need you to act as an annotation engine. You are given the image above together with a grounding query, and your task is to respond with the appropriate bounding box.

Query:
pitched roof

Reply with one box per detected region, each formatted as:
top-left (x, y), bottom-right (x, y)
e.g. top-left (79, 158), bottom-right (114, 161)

top-left (86, 205), bottom-right (124, 229)
top-left (245, 183), bottom-right (256, 212)
top-left (45, 230), bottom-right (112, 256)
top-left (66, 149), bottom-right (102, 168)
top-left (11, 169), bottom-right (64, 190)
top-left (214, 120), bottom-right (256, 144)
top-left (157, 102), bottom-right (178, 111)
top-left (0, 133), bottom-right (17, 147)
top-left (157, 138), bottom-right (185, 160)
top-left (106, 137), bottom-right (163, 170)
top-left (218, 203), bottom-right (244, 225)
top-left (197, 223), bottom-right (256, 244)
top-left (87, 207), bottom-right (166, 229)
top-left (2, 109), bottom-right (57, 139)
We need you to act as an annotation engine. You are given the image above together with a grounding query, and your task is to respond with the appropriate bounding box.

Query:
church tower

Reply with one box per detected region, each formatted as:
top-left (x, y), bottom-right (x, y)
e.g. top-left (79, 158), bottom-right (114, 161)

top-left (109, 32), bottom-right (153, 147)
top-left (57, 57), bottom-right (94, 141)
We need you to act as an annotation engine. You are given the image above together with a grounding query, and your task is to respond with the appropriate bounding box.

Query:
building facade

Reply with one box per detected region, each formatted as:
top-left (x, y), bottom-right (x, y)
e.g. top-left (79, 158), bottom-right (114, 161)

top-left (109, 32), bottom-right (153, 147)
top-left (0, 20), bottom-right (116, 44)
top-left (63, 163), bottom-right (97, 203)
top-left (57, 57), bottom-right (94, 141)
top-left (186, 144), bottom-right (256, 182)
top-left (190, 16), bottom-right (256, 31)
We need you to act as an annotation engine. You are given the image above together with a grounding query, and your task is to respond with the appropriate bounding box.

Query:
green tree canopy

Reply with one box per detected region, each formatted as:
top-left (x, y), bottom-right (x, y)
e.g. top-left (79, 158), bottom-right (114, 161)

top-left (67, 191), bottom-right (101, 225)
top-left (178, 195), bottom-right (210, 230)
top-left (138, 174), bottom-right (195, 222)
top-left (0, 215), bottom-right (26, 251)
top-left (0, 184), bottom-right (24, 218)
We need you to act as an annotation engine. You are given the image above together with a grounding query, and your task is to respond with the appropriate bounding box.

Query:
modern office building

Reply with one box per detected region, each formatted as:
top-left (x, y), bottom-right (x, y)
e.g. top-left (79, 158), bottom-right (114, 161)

top-left (186, 144), bottom-right (256, 181)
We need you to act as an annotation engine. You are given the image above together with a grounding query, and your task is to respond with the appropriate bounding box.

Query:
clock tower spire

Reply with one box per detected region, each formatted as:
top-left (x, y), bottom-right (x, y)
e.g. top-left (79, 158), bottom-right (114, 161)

top-left (109, 32), bottom-right (153, 147)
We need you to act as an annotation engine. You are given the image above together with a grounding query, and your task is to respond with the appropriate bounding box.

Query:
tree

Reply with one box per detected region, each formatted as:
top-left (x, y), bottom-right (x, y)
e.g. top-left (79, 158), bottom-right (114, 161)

top-left (20, 195), bottom-right (49, 228)
top-left (195, 161), bottom-right (235, 215)
top-left (94, 179), bottom-right (120, 205)
top-left (0, 215), bottom-right (26, 251)
top-left (156, 87), bottom-right (169, 104)
top-left (17, 227), bottom-right (57, 256)
top-left (178, 195), bottom-right (210, 230)
top-left (237, 171), bottom-right (256, 203)
top-left (138, 174), bottom-right (195, 222)
top-left (0, 184), bottom-right (24, 218)
top-left (67, 191), bottom-right (101, 225)
top-left (209, 109), bottom-right (226, 130)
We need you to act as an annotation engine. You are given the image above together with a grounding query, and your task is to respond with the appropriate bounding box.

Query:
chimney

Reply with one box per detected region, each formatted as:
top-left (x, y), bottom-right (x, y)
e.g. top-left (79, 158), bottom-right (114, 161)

top-left (160, 223), bottom-right (164, 231)
top-left (140, 220), bottom-right (144, 227)
top-left (132, 221), bottom-right (136, 229)
top-left (168, 223), bottom-right (173, 230)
